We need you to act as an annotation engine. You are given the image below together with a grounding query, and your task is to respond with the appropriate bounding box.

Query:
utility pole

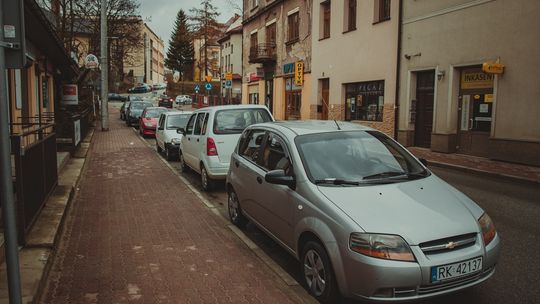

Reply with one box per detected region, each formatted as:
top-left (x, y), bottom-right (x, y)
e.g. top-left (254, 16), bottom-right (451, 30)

top-left (100, 0), bottom-right (109, 131)
top-left (0, 0), bottom-right (23, 302)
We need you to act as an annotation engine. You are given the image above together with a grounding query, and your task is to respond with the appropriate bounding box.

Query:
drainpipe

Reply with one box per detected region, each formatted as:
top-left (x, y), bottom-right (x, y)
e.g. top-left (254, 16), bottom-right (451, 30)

top-left (393, 0), bottom-right (403, 140)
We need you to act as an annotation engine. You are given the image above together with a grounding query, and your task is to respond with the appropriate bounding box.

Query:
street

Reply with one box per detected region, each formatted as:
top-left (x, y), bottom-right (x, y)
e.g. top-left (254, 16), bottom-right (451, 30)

top-left (120, 99), bottom-right (540, 304)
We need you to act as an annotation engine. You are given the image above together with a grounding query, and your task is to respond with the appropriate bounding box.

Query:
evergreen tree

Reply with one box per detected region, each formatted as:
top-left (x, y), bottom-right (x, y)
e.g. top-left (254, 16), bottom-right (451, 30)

top-left (165, 10), bottom-right (194, 81)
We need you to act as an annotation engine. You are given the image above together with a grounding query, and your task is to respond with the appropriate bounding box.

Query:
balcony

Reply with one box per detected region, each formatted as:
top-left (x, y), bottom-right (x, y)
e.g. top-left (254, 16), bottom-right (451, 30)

top-left (249, 43), bottom-right (276, 64)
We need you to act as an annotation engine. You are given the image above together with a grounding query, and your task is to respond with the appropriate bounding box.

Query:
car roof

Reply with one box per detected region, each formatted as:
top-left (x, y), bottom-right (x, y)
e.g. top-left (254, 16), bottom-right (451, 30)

top-left (252, 120), bottom-right (376, 136)
top-left (193, 104), bottom-right (269, 113)
top-left (162, 111), bottom-right (193, 116)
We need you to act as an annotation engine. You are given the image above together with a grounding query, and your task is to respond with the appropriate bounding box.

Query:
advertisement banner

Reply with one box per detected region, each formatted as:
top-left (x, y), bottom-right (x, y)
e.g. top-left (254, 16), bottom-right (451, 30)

top-left (62, 84), bottom-right (79, 105)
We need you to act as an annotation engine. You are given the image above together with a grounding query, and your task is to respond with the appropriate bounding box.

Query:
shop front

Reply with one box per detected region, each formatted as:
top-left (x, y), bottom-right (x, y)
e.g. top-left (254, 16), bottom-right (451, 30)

top-left (285, 77), bottom-right (302, 120)
top-left (345, 80), bottom-right (385, 122)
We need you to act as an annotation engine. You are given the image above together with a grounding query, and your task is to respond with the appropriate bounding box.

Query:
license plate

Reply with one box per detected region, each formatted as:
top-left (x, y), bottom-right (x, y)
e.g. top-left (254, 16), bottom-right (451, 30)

top-left (431, 257), bottom-right (482, 283)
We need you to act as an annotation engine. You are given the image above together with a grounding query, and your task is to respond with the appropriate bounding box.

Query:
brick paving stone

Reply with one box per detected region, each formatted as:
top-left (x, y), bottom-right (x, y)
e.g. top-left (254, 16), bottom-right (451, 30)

top-left (39, 107), bottom-right (301, 304)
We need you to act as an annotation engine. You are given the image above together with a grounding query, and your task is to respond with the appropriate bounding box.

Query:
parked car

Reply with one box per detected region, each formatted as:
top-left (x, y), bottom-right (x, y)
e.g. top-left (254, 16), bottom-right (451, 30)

top-left (127, 95), bottom-right (143, 102)
top-left (128, 84), bottom-right (151, 94)
top-left (126, 101), bottom-right (153, 127)
top-left (152, 83), bottom-right (167, 91)
top-left (158, 95), bottom-right (174, 108)
top-left (175, 95), bottom-right (192, 105)
top-left (178, 105), bottom-right (273, 191)
top-left (138, 107), bottom-right (168, 137)
top-left (120, 101), bottom-right (130, 120)
top-left (108, 92), bottom-right (126, 101)
top-left (226, 120), bottom-right (501, 303)
top-left (156, 111), bottom-right (193, 160)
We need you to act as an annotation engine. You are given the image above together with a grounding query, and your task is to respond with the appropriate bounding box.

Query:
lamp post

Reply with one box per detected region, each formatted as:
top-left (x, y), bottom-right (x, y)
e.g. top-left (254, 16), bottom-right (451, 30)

top-left (100, 0), bottom-right (109, 131)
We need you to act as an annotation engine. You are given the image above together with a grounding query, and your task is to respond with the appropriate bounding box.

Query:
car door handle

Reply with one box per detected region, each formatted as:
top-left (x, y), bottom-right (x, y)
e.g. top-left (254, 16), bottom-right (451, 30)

top-left (256, 176), bottom-right (263, 184)
top-left (197, 138), bottom-right (199, 142)
top-left (234, 161), bottom-right (239, 168)
top-left (188, 137), bottom-right (191, 141)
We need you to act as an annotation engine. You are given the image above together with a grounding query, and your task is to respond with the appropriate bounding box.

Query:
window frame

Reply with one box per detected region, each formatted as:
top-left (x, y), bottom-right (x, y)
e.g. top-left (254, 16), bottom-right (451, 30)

top-left (259, 131), bottom-right (293, 174)
top-left (320, 1), bottom-right (331, 40)
top-left (374, 0), bottom-right (391, 24)
top-left (287, 12), bottom-right (300, 44)
top-left (185, 113), bottom-right (197, 135)
top-left (238, 128), bottom-right (267, 167)
top-left (345, 0), bottom-right (357, 33)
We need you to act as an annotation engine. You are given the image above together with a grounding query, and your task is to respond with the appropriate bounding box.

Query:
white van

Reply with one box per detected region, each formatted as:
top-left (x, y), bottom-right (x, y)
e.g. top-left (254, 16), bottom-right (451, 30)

top-left (156, 111), bottom-right (193, 160)
top-left (178, 105), bottom-right (273, 190)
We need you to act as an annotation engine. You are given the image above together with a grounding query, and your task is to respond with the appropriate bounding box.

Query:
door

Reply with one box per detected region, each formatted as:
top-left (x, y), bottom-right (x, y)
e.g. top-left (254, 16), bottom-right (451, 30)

top-left (182, 113), bottom-right (197, 168)
top-left (265, 79), bottom-right (273, 113)
top-left (189, 113), bottom-right (207, 171)
top-left (156, 114), bottom-right (165, 148)
top-left (457, 68), bottom-right (494, 156)
top-left (414, 71), bottom-right (435, 148)
top-left (321, 79), bottom-right (329, 120)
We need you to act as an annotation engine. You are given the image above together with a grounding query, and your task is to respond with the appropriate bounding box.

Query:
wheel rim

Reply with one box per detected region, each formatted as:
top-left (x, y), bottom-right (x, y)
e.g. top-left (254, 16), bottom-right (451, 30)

top-left (201, 168), bottom-right (208, 189)
top-left (180, 154), bottom-right (185, 168)
top-left (166, 148), bottom-right (169, 158)
top-left (228, 192), bottom-right (239, 221)
top-left (304, 249), bottom-right (327, 296)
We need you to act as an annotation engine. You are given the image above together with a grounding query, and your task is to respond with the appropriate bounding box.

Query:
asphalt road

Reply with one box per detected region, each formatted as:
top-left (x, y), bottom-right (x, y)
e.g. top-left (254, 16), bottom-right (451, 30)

top-left (114, 101), bottom-right (539, 303)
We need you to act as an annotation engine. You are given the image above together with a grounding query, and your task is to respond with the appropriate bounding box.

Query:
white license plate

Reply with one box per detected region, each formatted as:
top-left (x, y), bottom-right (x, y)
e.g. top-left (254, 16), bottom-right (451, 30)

top-left (430, 257), bottom-right (482, 283)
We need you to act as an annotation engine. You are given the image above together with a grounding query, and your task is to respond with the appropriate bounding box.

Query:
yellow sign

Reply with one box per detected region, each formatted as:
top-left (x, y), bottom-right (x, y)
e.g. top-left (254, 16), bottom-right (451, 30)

top-left (485, 94), bottom-right (494, 103)
top-left (482, 62), bottom-right (505, 74)
top-left (474, 94), bottom-right (481, 100)
top-left (205, 75), bottom-right (213, 82)
top-left (461, 69), bottom-right (494, 90)
top-left (225, 72), bottom-right (233, 81)
top-left (294, 61), bottom-right (304, 86)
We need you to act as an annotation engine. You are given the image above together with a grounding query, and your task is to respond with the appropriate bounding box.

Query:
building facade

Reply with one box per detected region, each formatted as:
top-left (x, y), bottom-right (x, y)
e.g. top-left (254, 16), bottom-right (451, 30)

top-left (397, 0), bottom-right (540, 166)
top-left (193, 38), bottom-right (221, 82)
top-left (218, 15), bottom-right (243, 103)
top-left (242, 0), bottom-right (312, 120)
top-left (124, 23), bottom-right (165, 85)
top-left (311, 0), bottom-right (399, 136)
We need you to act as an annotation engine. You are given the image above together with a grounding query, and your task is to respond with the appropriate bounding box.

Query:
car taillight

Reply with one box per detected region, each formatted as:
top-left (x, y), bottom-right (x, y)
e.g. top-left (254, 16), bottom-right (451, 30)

top-left (207, 137), bottom-right (218, 156)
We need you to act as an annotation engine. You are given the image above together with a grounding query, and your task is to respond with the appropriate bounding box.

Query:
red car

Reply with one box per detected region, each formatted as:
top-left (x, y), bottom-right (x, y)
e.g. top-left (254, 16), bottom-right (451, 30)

top-left (139, 107), bottom-right (168, 137)
top-left (158, 94), bottom-right (174, 108)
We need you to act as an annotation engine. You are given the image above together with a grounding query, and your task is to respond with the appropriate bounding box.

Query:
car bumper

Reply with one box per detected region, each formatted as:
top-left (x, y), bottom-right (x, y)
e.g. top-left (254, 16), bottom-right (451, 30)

top-left (204, 157), bottom-right (229, 180)
top-left (339, 233), bottom-right (501, 302)
top-left (141, 127), bottom-right (156, 135)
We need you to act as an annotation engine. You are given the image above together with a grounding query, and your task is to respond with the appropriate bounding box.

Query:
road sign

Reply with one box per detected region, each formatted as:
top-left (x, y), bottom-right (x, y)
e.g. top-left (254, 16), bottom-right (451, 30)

top-left (194, 84), bottom-right (200, 93)
top-left (205, 75), bottom-right (213, 82)
top-left (225, 72), bottom-right (233, 81)
top-left (294, 61), bottom-right (304, 86)
top-left (225, 80), bottom-right (232, 89)
top-left (205, 83), bottom-right (213, 91)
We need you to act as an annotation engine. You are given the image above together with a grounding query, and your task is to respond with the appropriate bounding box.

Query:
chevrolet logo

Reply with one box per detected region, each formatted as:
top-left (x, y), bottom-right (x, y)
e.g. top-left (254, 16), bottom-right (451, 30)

top-left (445, 241), bottom-right (457, 249)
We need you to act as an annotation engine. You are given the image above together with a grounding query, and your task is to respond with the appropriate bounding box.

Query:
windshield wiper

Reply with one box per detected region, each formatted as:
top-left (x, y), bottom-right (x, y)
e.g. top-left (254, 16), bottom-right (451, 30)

top-left (363, 171), bottom-right (406, 180)
top-left (314, 178), bottom-right (360, 186)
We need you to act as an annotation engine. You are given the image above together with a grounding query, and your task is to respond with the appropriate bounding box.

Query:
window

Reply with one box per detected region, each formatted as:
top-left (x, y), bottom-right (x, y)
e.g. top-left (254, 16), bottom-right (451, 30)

top-left (249, 93), bottom-right (259, 104)
top-left (287, 12), bottom-right (300, 42)
top-left (167, 114), bottom-right (191, 130)
top-left (320, 1), bottom-right (331, 39)
top-left (213, 108), bottom-right (272, 134)
top-left (266, 23), bottom-right (276, 45)
top-left (375, 0), bottom-right (391, 23)
top-left (285, 77), bottom-right (302, 120)
top-left (231, 44), bottom-right (233, 54)
top-left (345, 80), bottom-right (385, 122)
top-left (194, 113), bottom-right (206, 135)
top-left (250, 32), bottom-right (258, 50)
top-left (346, 0), bottom-right (357, 32)
top-left (261, 133), bottom-right (291, 174)
top-left (186, 114), bottom-right (196, 134)
top-left (251, 0), bottom-right (259, 9)
top-left (239, 129), bottom-right (266, 164)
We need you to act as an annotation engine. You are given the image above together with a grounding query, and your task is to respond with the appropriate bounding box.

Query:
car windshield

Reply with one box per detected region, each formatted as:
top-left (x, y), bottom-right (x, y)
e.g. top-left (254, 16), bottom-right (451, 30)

top-left (131, 102), bottom-right (152, 110)
top-left (144, 108), bottom-right (167, 118)
top-left (213, 108), bottom-right (272, 134)
top-left (167, 114), bottom-right (191, 129)
top-left (295, 131), bottom-right (429, 185)
top-left (129, 96), bottom-right (142, 101)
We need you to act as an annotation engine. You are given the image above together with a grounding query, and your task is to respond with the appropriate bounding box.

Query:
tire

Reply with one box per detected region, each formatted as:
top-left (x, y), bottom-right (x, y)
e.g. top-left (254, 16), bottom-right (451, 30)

top-left (179, 152), bottom-right (189, 172)
top-left (200, 166), bottom-right (214, 191)
top-left (165, 147), bottom-right (176, 161)
top-left (156, 141), bottom-right (163, 153)
top-left (301, 241), bottom-right (340, 303)
top-left (227, 189), bottom-right (248, 229)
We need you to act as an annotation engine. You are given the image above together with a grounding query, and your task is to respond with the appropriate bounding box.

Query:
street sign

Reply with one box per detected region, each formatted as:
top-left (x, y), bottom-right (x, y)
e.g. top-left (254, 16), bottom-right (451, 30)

top-left (194, 84), bottom-right (200, 93)
top-left (3, 0), bottom-right (27, 68)
top-left (225, 80), bottom-right (232, 89)
top-left (84, 54), bottom-right (99, 69)
top-left (205, 83), bottom-right (213, 91)
top-left (294, 61), bottom-right (304, 86)
top-left (482, 62), bottom-right (505, 74)
top-left (61, 84), bottom-right (79, 105)
top-left (205, 75), bottom-right (213, 82)
top-left (225, 72), bottom-right (233, 81)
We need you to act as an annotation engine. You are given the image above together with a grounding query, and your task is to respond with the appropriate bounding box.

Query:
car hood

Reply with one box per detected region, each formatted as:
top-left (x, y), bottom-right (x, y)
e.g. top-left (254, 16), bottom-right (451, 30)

top-left (144, 118), bottom-right (158, 124)
top-left (317, 175), bottom-right (484, 245)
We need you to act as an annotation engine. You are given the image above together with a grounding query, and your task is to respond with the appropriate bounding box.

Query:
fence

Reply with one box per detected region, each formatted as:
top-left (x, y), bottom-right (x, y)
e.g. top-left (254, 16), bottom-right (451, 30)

top-left (192, 95), bottom-right (241, 108)
top-left (56, 107), bottom-right (93, 152)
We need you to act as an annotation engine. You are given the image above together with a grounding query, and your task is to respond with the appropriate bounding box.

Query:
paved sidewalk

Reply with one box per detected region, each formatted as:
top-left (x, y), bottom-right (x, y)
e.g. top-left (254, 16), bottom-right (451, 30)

top-left (408, 147), bottom-right (540, 184)
top-left (39, 108), bottom-right (302, 303)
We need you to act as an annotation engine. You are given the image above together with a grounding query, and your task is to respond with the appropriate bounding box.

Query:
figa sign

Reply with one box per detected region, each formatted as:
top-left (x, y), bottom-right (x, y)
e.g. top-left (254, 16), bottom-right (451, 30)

top-left (84, 54), bottom-right (99, 69)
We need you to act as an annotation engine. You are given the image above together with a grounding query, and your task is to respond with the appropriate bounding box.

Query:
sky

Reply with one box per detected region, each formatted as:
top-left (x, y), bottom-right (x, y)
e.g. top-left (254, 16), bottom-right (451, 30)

top-left (138, 0), bottom-right (239, 53)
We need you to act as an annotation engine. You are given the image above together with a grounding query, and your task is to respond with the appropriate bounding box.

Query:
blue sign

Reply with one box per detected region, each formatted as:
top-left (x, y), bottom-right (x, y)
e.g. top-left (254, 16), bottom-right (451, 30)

top-left (194, 84), bottom-right (200, 93)
top-left (225, 80), bottom-right (232, 88)
top-left (205, 83), bottom-right (213, 91)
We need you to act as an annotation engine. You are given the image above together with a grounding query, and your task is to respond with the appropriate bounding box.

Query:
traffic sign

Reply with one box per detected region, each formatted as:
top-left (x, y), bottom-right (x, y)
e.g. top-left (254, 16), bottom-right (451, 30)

top-left (205, 83), bottom-right (213, 91)
top-left (225, 72), bottom-right (233, 81)
top-left (194, 84), bottom-right (200, 93)
top-left (225, 80), bottom-right (232, 89)
top-left (205, 75), bottom-right (213, 82)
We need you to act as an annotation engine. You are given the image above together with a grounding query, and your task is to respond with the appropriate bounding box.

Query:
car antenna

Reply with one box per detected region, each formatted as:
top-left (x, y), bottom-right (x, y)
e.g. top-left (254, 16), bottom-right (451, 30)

top-left (334, 120), bottom-right (342, 130)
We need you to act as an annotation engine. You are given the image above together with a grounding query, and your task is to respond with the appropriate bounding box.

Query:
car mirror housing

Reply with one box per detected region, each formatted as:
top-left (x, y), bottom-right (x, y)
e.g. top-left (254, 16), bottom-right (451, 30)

top-left (177, 128), bottom-right (186, 136)
top-left (265, 170), bottom-right (295, 189)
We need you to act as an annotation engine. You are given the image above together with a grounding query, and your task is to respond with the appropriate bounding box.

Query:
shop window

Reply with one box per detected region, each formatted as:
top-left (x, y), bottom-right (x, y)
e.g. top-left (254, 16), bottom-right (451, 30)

top-left (287, 12), bottom-right (300, 43)
top-left (345, 0), bottom-right (357, 32)
top-left (249, 93), bottom-right (259, 104)
top-left (374, 0), bottom-right (391, 23)
top-left (345, 80), bottom-right (384, 122)
top-left (285, 77), bottom-right (302, 120)
top-left (320, 1), bottom-right (331, 39)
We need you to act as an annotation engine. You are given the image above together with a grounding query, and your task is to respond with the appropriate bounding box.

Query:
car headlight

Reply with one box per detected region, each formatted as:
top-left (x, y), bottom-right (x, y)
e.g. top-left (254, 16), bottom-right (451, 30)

top-left (349, 233), bottom-right (415, 262)
top-left (171, 138), bottom-right (181, 144)
top-left (144, 121), bottom-right (153, 127)
top-left (478, 213), bottom-right (496, 246)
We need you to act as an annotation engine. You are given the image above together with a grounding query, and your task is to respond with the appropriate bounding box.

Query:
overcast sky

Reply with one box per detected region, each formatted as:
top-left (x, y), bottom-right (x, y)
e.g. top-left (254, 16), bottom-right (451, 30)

top-left (139, 0), bottom-right (239, 53)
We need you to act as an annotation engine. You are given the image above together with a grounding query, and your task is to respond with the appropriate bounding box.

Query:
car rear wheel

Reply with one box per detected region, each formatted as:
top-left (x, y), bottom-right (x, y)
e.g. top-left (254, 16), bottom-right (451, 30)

top-left (227, 190), bottom-right (248, 229)
top-left (201, 166), bottom-right (214, 191)
top-left (301, 241), bottom-right (340, 303)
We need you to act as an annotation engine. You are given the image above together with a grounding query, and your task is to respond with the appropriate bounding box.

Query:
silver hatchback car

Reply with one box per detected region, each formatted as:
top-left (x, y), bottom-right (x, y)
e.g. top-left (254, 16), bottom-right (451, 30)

top-left (226, 120), bottom-right (500, 303)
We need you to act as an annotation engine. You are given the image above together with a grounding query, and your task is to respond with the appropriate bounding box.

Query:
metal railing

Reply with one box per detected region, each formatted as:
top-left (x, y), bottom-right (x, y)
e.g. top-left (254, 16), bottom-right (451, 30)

top-left (249, 43), bottom-right (277, 63)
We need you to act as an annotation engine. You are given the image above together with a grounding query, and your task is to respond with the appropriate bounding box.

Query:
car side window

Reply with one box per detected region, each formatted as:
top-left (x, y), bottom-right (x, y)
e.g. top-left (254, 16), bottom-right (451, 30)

top-left (201, 113), bottom-right (210, 135)
top-left (194, 113), bottom-right (206, 135)
top-left (186, 114), bottom-right (196, 135)
top-left (239, 129), bottom-right (266, 164)
top-left (261, 133), bottom-right (292, 175)
top-left (159, 114), bottom-right (166, 129)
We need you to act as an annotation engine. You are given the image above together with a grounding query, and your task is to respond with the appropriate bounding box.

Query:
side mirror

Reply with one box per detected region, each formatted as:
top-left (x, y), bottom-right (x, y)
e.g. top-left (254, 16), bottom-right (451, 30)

top-left (419, 158), bottom-right (428, 166)
top-left (177, 128), bottom-right (186, 135)
top-left (265, 170), bottom-right (295, 189)
top-left (157, 127), bottom-right (164, 131)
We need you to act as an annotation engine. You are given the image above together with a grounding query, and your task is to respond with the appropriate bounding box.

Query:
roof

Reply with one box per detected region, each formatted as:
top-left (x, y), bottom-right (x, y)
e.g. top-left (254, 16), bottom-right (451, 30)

top-left (256, 120), bottom-right (375, 136)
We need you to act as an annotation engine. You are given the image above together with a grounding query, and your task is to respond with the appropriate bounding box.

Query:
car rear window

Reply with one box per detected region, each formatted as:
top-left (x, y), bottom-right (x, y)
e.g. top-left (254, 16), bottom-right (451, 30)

top-left (167, 114), bottom-right (191, 129)
top-left (213, 108), bottom-right (272, 134)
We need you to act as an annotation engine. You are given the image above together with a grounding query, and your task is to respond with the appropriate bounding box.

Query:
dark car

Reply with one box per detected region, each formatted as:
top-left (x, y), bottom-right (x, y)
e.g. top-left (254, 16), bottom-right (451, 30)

top-left (108, 92), bottom-right (126, 101)
top-left (128, 84), bottom-right (151, 94)
top-left (120, 101), bottom-right (131, 120)
top-left (126, 101), bottom-right (153, 127)
top-left (158, 95), bottom-right (173, 108)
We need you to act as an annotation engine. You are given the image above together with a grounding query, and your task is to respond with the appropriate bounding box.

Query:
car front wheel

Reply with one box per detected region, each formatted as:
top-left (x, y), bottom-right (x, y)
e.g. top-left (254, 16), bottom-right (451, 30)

top-left (301, 241), bottom-right (340, 303)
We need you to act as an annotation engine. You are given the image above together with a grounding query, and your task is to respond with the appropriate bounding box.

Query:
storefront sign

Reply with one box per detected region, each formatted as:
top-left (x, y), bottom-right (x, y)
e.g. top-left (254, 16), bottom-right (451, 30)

top-left (482, 62), bottom-right (505, 74)
top-left (461, 69), bottom-right (494, 90)
top-left (294, 61), bottom-right (304, 86)
top-left (61, 84), bottom-right (79, 105)
top-left (225, 72), bottom-right (233, 80)
top-left (248, 72), bottom-right (259, 83)
top-left (283, 63), bottom-right (294, 74)
top-left (84, 54), bottom-right (99, 69)
top-left (485, 94), bottom-right (494, 103)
